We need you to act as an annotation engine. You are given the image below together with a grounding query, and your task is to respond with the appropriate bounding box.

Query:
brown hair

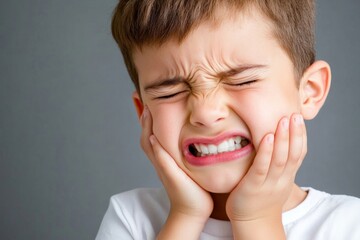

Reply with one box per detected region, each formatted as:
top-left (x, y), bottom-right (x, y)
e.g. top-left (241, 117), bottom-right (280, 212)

top-left (111, 0), bottom-right (315, 93)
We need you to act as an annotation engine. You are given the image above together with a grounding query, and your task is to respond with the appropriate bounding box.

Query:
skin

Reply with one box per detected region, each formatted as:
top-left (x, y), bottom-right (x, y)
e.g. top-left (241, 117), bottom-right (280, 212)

top-left (132, 8), bottom-right (331, 240)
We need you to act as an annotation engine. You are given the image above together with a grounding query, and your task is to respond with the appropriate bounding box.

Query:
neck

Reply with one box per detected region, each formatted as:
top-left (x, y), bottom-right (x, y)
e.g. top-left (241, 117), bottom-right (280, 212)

top-left (210, 192), bottom-right (229, 220)
top-left (210, 184), bottom-right (307, 221)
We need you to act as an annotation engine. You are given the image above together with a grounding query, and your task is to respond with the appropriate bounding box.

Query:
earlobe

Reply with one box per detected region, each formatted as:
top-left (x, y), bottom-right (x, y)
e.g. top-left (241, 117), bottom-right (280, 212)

top-left (132, 91), bottom-right (144, 120)
top-left (300, 60), bottom-right (331, 120)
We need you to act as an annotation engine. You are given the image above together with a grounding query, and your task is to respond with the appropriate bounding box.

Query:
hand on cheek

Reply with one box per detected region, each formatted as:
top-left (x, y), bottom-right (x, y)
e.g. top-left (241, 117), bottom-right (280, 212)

top-left (226, 113), bottom-right (307, 222)
top-left (140, 106), bottom-right (213, 222)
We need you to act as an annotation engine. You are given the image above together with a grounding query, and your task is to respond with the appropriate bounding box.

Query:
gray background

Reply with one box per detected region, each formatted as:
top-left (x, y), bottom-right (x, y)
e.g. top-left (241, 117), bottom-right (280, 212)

top-left (1, 0), bottom-right (359, 239)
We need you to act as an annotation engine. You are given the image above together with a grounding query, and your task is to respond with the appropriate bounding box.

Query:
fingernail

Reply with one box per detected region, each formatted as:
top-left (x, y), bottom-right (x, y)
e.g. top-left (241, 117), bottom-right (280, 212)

top-left (142, 106), bottom-right (148, 120)
top-left (267, 134), bottom-right (274, 144)
top-left (149, 135), bottom-right (155, 145)
top-left (282, 117), bottom-right (289, 130)
top-left (294, 114), bottom-right (304, 125)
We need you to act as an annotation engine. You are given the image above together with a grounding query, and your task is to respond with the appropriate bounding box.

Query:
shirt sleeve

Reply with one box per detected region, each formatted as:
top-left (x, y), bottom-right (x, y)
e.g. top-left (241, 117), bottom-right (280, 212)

top-left (95, 188), bottom-right (167, 240)
top-left (95, 196), bottom-right (135, 240)
top-left (328, 195), bottom-right (360, 240)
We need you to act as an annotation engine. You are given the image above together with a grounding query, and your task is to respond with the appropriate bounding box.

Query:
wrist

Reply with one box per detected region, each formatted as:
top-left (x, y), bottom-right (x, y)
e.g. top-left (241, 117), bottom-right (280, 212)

top-left (230, 215), bottom-right (285, 240)
top-left (169, 208), bottom-right (210, 227)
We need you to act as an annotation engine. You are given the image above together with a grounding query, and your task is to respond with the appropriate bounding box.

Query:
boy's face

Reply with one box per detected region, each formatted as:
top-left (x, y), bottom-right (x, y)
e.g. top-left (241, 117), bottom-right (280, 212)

top-left (133, 10), bottom-right (303, 193)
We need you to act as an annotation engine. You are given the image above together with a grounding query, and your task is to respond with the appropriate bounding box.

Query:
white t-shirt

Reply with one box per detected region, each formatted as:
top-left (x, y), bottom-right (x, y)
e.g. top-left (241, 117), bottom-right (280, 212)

top-left (95, 187), bottom-right (360, 240)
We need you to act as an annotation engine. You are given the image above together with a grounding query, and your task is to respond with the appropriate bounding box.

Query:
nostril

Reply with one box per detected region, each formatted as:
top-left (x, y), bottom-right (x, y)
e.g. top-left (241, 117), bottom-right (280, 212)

top-left (191, 116), bottom-right (225, 128)
top-left (194, 122), bottom-right (204, 127)
top-left (215, 117), bottom-right (225, 122)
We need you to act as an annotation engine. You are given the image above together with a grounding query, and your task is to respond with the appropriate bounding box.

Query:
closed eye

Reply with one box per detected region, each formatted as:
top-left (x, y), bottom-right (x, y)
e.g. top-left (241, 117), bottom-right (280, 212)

top-left (224, 79), bottom-right (258, 87)
top-left (155, 90), bottom-right (189, 100)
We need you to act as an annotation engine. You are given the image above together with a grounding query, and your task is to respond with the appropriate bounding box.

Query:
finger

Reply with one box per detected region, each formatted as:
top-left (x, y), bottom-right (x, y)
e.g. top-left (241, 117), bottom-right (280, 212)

top-left (299, 120), bottom-right (308, 168)
top-left (283, 114), bottom-right (305, 179)
top-left (139, 107), bottom-right (173, 179)
top-left (139, 108), bottom-right (190, 188)
top-left (266, 117), bottom-right (290, 182)
top-left (242, 133), bottom-right (274, 188)
top-left (140, 106), bottom-right (155, 160)
top-left (149, 134), bottom-right (187, 188)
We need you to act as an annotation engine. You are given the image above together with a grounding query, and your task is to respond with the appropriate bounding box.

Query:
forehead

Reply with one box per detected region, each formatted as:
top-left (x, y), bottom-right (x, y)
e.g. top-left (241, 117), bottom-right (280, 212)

top-left (133, 8), bottom-right (282, 85)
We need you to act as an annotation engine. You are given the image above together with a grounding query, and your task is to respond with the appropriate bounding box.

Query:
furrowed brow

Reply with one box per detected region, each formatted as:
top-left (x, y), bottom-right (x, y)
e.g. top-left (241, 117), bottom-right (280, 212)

top-left (143, 77), bottom-right (185, 93)
top-left (143, 64), bottom-right (267, 92)
top-left (218, 64), bottom-right (267, 78)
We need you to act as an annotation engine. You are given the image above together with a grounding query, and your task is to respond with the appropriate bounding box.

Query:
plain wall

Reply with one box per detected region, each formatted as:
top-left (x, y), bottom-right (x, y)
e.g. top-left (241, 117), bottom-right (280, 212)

top-left (1, 0), bottom-right (359, 239)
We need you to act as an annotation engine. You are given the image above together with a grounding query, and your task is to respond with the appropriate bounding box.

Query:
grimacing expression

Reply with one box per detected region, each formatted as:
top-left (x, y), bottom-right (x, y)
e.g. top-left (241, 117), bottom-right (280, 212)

top-left (133, 10), bottom-right (303, 193)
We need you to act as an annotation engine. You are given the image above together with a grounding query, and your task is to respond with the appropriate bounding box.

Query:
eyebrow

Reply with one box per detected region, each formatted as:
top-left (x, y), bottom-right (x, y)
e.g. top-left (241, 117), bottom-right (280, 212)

top-left (143, 64), bottom-right (267, 92)
top-left (144, 77), bottom-right (185, 93)
top-left (218, 64), bottom-right (267, 79)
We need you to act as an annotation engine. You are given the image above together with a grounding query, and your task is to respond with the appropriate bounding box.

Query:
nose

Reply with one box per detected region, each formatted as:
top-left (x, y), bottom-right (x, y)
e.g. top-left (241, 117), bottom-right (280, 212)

top-left (189, 93), bottom-right (228, 128)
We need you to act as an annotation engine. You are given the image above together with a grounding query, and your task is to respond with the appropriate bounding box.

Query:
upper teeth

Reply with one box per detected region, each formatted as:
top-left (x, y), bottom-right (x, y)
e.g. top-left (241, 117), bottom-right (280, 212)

top-left (192, 136), bottom-right (247, 156)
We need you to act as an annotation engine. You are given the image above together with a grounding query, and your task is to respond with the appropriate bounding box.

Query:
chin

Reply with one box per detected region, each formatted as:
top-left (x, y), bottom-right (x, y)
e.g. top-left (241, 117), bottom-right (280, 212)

top-left (199, 173), bottom-right (243, 194)
top-left (186, 158), bottom-right (252, 194)
top-left (207, 185), bottom-right (236, 194)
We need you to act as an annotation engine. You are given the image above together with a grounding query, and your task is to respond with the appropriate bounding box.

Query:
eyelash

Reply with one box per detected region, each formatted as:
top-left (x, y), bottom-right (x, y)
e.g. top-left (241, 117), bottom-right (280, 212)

top-left (155, 79), bottom-right (257, 100)
top-left (225, 79), bottom-right (258, 87)
top-left (156, 90), bottom-right (188, 99)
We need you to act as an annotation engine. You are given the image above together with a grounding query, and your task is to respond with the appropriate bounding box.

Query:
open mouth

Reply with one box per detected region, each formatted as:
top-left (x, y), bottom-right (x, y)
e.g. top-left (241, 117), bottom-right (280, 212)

top-left (188, 136), bottom-right (250, 157)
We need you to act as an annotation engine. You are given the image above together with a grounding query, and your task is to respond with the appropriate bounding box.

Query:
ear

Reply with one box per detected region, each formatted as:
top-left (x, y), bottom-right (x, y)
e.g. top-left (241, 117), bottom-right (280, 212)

top-left (300, 60), bottom-right (331, 120)
top-left (132, 91), bottom-right (144, 120)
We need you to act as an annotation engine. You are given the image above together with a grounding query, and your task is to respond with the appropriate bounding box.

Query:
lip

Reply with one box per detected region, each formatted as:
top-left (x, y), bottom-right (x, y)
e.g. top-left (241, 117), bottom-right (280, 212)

top-left (183, 132), bottom-right (253, 166)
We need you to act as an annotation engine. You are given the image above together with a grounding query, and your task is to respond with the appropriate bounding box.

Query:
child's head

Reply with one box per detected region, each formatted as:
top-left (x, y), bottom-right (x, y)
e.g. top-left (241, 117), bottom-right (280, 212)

top-left (112, 0), bottom-right (316, 94)
top-left (111, 0), bottom-right (330, 193)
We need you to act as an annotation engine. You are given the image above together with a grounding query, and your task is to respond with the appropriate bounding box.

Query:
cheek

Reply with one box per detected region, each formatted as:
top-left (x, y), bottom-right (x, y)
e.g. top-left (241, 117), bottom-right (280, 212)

top-left (230, 90), bottom-right (300, 150)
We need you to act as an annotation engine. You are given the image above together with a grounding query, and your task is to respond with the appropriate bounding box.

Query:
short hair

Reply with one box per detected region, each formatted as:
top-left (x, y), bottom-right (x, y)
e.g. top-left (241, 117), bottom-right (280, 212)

top-left (111, 0), bottom-right (315, 93)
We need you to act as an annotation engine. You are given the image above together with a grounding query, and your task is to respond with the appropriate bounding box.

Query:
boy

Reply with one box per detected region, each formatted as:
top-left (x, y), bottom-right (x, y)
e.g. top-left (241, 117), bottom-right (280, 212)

top-left (96, 0), bottom-right (360, 239)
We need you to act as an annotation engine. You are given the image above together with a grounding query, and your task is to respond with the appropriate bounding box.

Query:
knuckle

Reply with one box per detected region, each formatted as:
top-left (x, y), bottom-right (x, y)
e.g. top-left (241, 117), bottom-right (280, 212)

top-left (303, 145), bottom-right (308, 155)
top-left (274, 157), bottom-right (286, 168)
top-left (254, 167), bottom-right (268, 177)
top-left (288, 152), bottom-right (300, 163)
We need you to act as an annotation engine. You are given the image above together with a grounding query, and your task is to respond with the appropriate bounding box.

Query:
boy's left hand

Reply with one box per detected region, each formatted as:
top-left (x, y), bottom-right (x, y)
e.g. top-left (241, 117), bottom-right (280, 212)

top-left (140, 106), bottom-right (214, 230)
top-left (226, 114), bottom-right (307, 223)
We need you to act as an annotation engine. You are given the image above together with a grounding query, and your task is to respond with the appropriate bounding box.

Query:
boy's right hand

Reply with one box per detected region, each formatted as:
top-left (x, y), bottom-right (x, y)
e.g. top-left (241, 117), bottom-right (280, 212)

top-left (140, 106), bottom-right (213, 239)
